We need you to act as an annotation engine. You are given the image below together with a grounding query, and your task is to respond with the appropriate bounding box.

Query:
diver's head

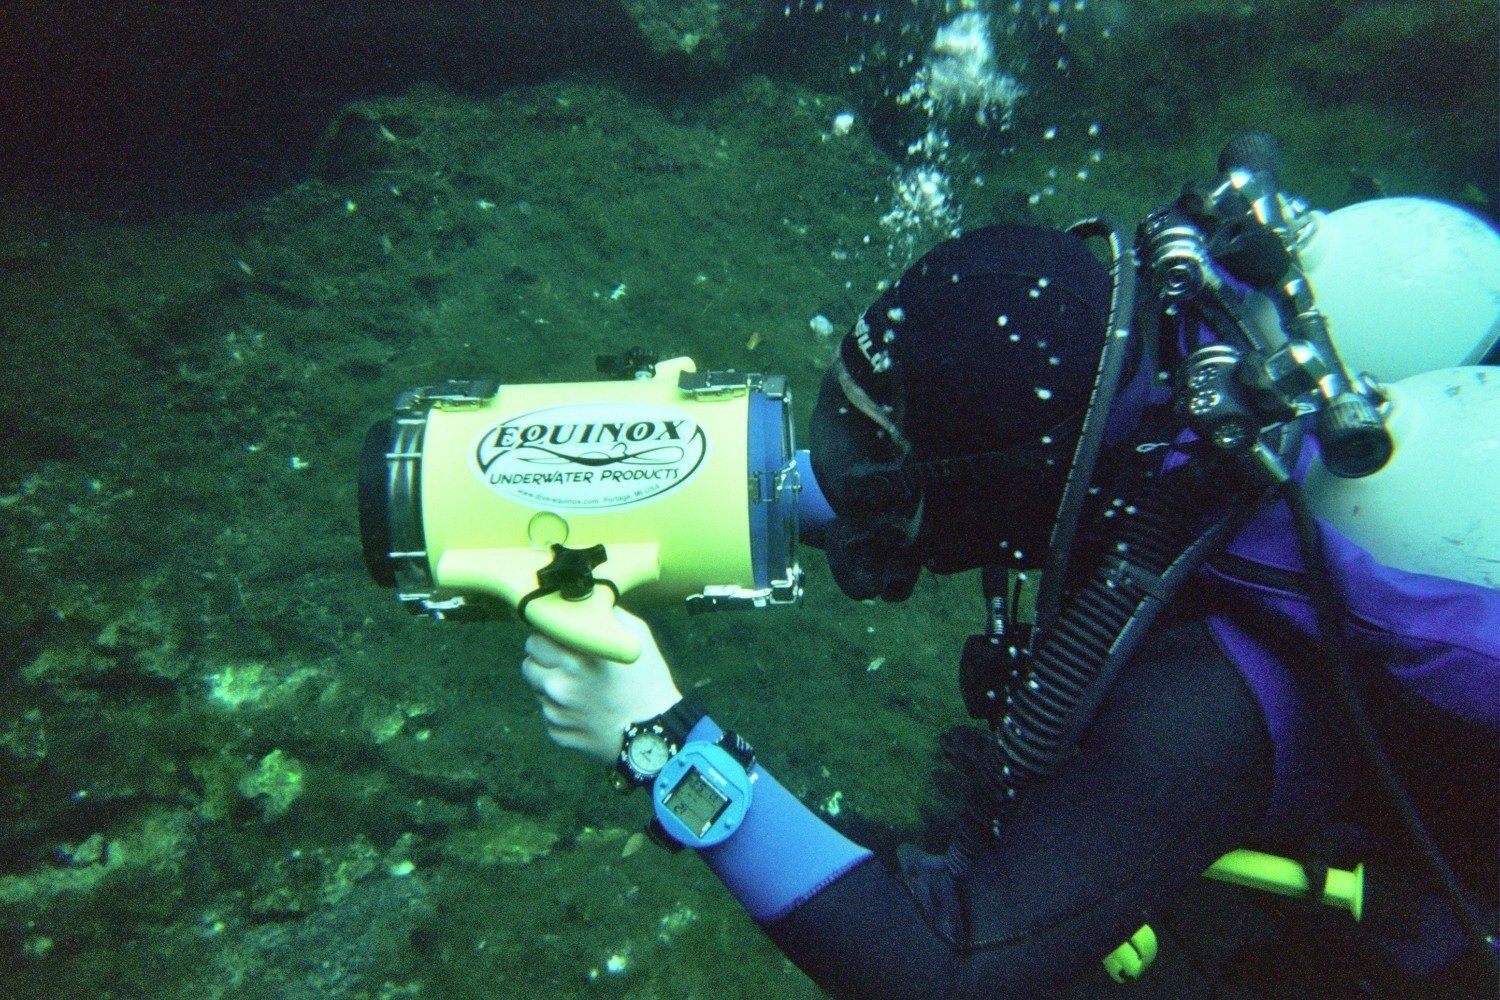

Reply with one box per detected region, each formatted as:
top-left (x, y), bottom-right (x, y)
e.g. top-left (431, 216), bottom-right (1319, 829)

top-left (810, 224), bottom-right (1122, 601)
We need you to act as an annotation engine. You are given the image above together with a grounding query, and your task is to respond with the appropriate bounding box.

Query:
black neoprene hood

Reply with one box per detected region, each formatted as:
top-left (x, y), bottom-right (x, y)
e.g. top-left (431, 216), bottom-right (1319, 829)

top-left (810, 224), bottom-right (1114, 570)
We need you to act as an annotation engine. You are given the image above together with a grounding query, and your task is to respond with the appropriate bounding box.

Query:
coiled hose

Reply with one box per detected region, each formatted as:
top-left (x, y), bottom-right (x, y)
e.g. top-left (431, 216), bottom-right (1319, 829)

top-left (946, 467), bottom-right (1252, 873)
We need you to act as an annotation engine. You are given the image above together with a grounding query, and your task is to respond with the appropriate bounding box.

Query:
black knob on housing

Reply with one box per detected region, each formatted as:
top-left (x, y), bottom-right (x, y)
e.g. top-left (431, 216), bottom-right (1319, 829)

top-left (536, 544), bottom-right (608, 600)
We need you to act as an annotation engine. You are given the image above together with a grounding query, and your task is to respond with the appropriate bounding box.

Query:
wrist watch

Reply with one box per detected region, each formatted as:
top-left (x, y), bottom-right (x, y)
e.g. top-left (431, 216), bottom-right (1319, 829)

top-left (613, 696), bottom-right (706, 792)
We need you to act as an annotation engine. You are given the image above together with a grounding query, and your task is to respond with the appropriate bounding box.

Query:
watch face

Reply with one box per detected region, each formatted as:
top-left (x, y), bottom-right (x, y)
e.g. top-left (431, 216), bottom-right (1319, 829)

top-left (626, 731), bottom-right (672, 776)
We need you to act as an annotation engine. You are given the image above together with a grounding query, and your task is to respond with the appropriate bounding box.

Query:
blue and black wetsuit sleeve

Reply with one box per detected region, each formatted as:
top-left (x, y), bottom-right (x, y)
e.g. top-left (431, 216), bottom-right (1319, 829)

top-left (757, 618), bottom-right (1276, 998)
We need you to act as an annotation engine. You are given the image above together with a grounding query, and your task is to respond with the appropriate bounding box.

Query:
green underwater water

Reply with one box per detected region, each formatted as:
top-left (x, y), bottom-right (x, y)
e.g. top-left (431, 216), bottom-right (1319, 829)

top-left (0, 1), bottom-right (1494, 997)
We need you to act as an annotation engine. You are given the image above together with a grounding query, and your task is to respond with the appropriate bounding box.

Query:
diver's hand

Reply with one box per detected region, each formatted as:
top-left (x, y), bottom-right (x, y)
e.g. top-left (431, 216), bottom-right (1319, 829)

top-left (520, 608), bottom-right (684, 764)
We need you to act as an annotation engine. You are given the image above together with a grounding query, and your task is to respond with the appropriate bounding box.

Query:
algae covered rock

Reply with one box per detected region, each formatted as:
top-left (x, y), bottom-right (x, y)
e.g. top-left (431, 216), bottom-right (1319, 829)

top-left (0, 807), bottom-right (194, 938)
top-left (249, 836), bottom-right (384, 919)
top-left (238, 748), bottom-right (306, 821)
top-left (445, 797), bottom-right (561, 867)
top-left (214, 873), bottom-right (433, 1000)
top-left (621, 0), bottom-right (769, 66)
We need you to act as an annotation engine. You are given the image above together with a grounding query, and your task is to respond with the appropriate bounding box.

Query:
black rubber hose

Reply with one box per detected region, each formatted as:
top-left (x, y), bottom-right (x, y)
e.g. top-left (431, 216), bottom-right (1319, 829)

top-left (1282, 480), bottom-right (1500, 979)
top-left (1035, 216), bottom-right (1139, 637)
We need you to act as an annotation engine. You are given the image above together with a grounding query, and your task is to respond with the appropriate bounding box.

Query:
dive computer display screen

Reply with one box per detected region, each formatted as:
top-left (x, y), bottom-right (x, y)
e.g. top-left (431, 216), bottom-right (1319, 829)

top-left (663, 766), bottom-right (730, 838)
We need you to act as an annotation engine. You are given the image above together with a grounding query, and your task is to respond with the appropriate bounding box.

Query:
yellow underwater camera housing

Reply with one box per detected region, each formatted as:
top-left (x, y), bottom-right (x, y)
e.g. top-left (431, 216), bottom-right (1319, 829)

top-left (358, 355), bottom-right (805, 662)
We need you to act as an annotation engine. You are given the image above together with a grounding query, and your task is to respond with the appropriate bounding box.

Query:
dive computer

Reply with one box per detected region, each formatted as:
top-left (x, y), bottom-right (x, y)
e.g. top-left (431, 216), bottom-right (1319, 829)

top-left (649, 731), bottom-right (755, 849)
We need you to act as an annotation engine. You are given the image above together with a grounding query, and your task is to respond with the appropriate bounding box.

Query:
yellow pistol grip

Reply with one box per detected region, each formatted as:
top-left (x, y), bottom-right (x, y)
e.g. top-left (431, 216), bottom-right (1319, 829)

top-left (520, 585), bottom-right (641, 663)
top-left (435, 542), bottom-right (662, 664)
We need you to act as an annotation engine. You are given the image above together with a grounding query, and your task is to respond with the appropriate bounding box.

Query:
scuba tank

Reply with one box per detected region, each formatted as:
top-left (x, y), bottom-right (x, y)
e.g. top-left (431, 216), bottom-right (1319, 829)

top-left (1297, 199), bottom-right (1500, 381)
top-left (1304, 365), bottom-right (1500, 589)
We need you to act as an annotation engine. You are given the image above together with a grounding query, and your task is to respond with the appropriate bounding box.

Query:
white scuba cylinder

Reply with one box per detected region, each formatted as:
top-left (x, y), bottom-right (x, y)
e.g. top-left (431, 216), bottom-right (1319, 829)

top-left (1304, 366), bottom-right (1500, 588)
top-left (1296, 198), bottom-right (1500, 383)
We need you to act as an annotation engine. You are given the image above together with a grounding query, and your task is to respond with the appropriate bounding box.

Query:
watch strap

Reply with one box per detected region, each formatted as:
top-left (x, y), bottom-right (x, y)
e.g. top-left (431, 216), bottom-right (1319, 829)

top-left (652, 695), bottom-right (708, 746)
top-left (645, 815), bottom-right (686, 853)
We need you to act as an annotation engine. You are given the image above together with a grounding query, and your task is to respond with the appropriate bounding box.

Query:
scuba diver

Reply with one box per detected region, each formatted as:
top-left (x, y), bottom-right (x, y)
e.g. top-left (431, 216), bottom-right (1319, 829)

top-left (517, 135), bottom-right (1500, 997)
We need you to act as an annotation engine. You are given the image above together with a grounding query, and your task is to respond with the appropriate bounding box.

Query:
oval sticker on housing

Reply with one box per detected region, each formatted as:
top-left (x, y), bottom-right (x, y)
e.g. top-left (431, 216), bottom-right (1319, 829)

top-left (473, 402), bottom-right (709, 510)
